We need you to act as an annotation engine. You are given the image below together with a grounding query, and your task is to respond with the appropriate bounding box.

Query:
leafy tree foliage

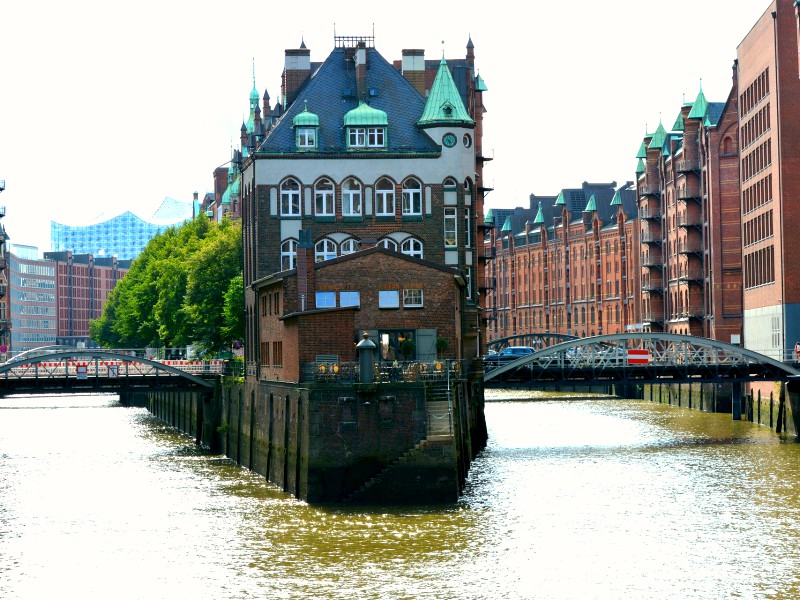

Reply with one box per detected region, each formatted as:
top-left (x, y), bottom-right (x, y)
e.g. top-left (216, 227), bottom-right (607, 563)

top-left (90, 215), bottom-right (243, 356)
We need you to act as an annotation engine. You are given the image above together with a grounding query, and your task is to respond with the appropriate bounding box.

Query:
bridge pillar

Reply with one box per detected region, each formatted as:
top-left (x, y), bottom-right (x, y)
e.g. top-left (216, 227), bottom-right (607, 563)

top-left (732, 383), bottom-right (742, 421)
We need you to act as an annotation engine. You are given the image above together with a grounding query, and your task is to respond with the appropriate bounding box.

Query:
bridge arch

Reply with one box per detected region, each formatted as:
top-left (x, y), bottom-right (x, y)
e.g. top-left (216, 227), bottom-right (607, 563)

top-left (484, 333), bottom-right (800, 384)
top-left (0, 349), bottom-right (215, 392)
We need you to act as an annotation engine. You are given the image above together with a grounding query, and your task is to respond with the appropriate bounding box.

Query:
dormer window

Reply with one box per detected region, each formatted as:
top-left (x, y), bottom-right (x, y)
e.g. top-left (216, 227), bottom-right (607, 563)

top-left (292, 101), bottom-right (319, 151)
top-left (343, 101), bottom-right (388, 150)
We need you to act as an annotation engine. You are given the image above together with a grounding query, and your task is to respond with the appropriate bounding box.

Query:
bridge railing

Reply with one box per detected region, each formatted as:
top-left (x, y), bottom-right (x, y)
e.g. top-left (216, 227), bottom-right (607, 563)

top-left (0, 357), bottom-right (225, 380)
top-left (304, 360), bottom-right (467, 384)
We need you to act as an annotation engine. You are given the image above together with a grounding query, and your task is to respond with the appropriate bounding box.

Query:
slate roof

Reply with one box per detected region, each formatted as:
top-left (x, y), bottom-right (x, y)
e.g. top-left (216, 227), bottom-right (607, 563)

top-left (257, 47), bottom-right (441, 155)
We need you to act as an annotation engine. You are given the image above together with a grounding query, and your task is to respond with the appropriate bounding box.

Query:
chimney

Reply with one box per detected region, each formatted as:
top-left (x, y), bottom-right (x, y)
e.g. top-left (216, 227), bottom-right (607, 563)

top-left (401, 49), bottom-right (426, 95)
top-left (296, 230), bottom-right (315, 311)
top-left (282, 46), bottom-right (311, 107)
top-left (355, 42), bottom-right (368, 100)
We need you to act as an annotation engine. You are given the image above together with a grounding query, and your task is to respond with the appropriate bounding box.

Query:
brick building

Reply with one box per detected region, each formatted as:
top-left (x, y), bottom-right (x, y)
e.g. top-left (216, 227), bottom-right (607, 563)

top-left (736, 0), bottom-right (800, 359)
top-left (44, 251), bottom-right (130, 348)
top-left (240, 34), bottom-right (489, 376)
top-left (228, 34), bottom-right (489, 502)
top-left (635, 76), bottom-right (742, 341)
top-left (483, 181), bottom-right (641, 341)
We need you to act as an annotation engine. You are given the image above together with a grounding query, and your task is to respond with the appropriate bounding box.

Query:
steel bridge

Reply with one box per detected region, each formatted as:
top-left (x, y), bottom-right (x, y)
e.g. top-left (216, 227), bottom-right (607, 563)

top-left (485, 333), bottom-right (578, 353)
top-left (483, 333), bottom-right (800, 386)
top-left (0, 349), bottom-right (220, 397)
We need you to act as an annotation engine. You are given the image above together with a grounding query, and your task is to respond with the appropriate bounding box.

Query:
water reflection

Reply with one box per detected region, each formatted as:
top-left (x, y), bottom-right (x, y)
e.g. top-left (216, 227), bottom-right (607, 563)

top-left (1, 392), bottom-right (800, 599)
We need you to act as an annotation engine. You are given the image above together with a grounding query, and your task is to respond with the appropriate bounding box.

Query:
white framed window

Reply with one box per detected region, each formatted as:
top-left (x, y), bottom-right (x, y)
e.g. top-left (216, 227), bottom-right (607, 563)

top-left (464, 208), bottom-right (472, 247)
top-left (378, 238), bottom-right (398, 251)
top-left (280, 179), bottom-right (301, 216)
top-left (342, 178), bottom-right (362, 217)
top-left (315, 179), bottom-right (334, 216)
top-left (315, 238), bottom-right (337, 262)
top-left (403, 288), bottom-right (423, 308)
top-left (401, 238), bottom-right (423, 259)
top-left (348, 127), bottom-right (385, 148)
top-left (367, 127), bottom-right (385, 147)
top-left (280, 239), bottom-right (297, 271)
top-left (340, 291), bottom-right (360, 307)
top-left (402, 179), bottom-right (422, 215)
top-left (316, 291), bottom-right (336, 308)
top-left (379, 290), bottom-right (400, 308)
top-left (375, 178), bottom-right (395, 216)
top-left (340, 238), bottom-right (359, 255)
top-left (297, 128), bottom-right (316, 148)
top-left (465, 266), bottom-right (472, 300)
top-left (444, 207), bottom-right (457, 247)
top-left (348, 128), bottom-right (366, 147)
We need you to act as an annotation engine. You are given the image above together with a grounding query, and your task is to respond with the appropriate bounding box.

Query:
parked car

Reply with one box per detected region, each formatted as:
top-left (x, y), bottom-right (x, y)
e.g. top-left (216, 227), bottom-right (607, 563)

top-left (482, 346), bottom-right (536, 367)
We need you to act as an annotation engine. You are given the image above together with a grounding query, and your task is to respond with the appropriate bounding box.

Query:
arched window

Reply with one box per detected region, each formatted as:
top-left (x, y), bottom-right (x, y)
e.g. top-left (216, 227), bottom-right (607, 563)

top-left (375, 178), bottom-right (395, 216)
top-left (340, 238), bottom-right (359, 255)
top-left (402, 179), bottom-right (422, 216)
top-left (444, 177), bottom-right (457, 188)
top-left (315, 238), bottom-right (337, 262)
top-left (401, 238), bottom-right (423, 258)
top-left (378, 238), bottom-right (398, 251)
top-left (342, 178), bottom-right (362, 217)
top-left (315, 178), bottom-right (334, 217)
top-left (280, 179), bottom-right (301, 216)
top-left (281, 239), bottom-right (297, 271)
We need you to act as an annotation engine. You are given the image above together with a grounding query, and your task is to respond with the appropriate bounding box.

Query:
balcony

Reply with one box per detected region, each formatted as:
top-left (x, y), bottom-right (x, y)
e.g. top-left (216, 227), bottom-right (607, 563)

top-left (640, 184), bottom-right (661, 197)
top-left (677, 213), bottom-right (702, 228)
top-left (479, 277), bottom-right (496, 292)
top-left (479, 247), bottom-right (496, 262)
top-left (676, 158), bottom-right (700, 173)
top-left (641, 231), bottom-right (663, 244)
top-left (677, 187), bottom-right (701, 202)
top-left (677, 269), bottom-right (704, 283)
top-left (642, 312), bottom-right (664, 323)
top-left (642, 280), bottom-right (663, 293)
top-left (639, 208), bottom-right (661, 221)
top-left (642, 255), bottom-right (662, 268)
top-left (677, 240), bottom-right (702, 254)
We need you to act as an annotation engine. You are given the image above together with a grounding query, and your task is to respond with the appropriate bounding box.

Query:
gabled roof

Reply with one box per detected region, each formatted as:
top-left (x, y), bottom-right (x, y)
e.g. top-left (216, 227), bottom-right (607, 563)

top-left (257, 47), bottom-right (440, 154)
top-left (418, 57), bottom-right (473, 126)
top-left (584, 194), bottom-right (597, 212)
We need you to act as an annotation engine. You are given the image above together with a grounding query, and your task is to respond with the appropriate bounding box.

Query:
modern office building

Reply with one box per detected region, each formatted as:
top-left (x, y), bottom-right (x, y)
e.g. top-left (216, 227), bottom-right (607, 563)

top-left (0, 183), bottom-right (9, 358)
top-left (51, 196), bottom-right (193, 260)
top-left (483, 182), bottom-right (641, 341)
top-left (8, 248), bottom-right (57, 354)
top-left (635, 77), bottom-right (742, 342)
top-left (736, 0), bottom-right (800, 359)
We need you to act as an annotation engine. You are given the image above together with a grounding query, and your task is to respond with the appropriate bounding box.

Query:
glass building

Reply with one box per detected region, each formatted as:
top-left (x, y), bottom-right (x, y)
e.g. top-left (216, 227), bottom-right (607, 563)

top-left (50, 197), bottom-right (193, 260)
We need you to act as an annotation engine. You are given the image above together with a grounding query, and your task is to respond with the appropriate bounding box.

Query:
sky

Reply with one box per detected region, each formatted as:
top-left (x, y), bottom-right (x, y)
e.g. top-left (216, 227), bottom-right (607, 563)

top-left (0, 0), bottom-right (773, 255)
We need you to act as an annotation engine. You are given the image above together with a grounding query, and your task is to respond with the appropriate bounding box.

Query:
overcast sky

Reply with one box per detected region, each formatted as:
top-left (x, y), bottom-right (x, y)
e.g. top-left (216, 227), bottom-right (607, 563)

top-left (0, 0), bottom-right (771, 254)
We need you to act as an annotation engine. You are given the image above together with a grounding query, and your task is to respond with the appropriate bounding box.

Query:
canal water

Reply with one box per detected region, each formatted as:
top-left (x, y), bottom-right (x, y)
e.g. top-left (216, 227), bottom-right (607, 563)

top-left (2, 390), bottom-right (800, 599)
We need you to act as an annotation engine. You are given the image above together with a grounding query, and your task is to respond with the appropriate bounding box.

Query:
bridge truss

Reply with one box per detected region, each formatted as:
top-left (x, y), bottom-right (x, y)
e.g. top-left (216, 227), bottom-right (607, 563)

top-left (0, 349), bottom-right (218, 396)
top-left (483, 333), bottom-right (800, 386)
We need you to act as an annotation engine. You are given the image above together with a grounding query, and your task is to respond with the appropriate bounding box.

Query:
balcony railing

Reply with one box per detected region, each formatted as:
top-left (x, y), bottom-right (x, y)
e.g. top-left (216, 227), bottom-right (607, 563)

top-left (640, 184), bottom-right (661, 196)
top-left (639, 208), bottom-right (661, 221)
top-left (677, 241), bottom-right (703, 254)
top-left (677, 187), bottom-right (701, 201)
top-left (676, 158), bottom-right (700, 173)
top-left (677, 213), bottom-right (702, 227)
top-left (302, 359), bottom-right (468, 384)
top-left (641, 231), bottom-right (662, 244)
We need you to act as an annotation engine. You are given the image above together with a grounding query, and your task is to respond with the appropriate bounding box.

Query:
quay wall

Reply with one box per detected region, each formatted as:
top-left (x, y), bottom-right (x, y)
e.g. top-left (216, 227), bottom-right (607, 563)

top-left (642, 381), bottom-right (798, 438)
top-left (146, 372), bottom-right (487, 504)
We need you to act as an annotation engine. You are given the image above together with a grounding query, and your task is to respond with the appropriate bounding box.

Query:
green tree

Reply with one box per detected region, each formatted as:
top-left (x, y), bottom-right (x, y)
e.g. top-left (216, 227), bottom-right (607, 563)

top-left (90, 215), bottom-right (243, 355)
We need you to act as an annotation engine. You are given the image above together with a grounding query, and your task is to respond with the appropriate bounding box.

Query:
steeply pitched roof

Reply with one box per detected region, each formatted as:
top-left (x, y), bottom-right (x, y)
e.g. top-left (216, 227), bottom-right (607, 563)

top-left (257, 47), bottom-right (440, 155)
top-left (418, 57), bottom-right (474, 126)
